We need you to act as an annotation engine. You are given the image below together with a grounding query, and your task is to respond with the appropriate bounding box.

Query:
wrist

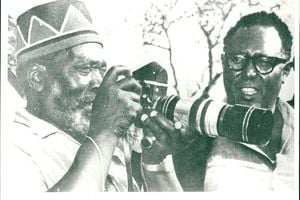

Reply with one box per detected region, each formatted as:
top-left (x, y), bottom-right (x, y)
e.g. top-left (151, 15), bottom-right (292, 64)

top-left (142, 155), bottom-right (174, 173)
top-left (142, 150), bottom-right (166, 164)
top-left (87, 128), bottom-right (118, 147)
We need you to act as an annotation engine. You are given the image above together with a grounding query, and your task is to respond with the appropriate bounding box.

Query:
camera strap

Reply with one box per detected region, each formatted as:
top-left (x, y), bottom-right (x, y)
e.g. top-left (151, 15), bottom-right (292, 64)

top-left (122, 137), bottom-right (134, 192)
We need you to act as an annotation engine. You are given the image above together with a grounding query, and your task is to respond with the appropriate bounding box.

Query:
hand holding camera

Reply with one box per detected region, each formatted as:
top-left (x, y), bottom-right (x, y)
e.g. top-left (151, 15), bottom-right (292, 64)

top-left (89, 65), bottom-right (142, 139)
top-left (132, 62), bottom-right (274, 151)
top-left (140, 110), bottom-right (196, 164)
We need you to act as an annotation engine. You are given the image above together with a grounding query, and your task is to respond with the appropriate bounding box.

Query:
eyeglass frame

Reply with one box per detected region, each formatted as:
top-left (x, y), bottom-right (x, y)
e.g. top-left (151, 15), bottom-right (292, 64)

top-left (223, 52), bottom-right (289, 75)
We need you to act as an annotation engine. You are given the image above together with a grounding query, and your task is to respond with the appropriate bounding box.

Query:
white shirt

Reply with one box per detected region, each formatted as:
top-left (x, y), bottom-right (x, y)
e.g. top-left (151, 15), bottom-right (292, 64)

top-left (4, 108), bottom-right (139, 192)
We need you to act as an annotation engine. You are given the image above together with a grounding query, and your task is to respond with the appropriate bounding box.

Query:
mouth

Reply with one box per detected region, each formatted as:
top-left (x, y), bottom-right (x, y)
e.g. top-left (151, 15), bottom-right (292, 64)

top-left (240, 87), bottom-right (258, 96)
top-left (78, 96), bottom-right (95, 112)
top-left (237, 85), bottom-right (261, 102)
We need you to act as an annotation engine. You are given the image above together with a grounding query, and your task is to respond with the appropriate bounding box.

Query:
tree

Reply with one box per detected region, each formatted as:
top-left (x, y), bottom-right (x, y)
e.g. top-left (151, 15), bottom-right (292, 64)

top-left (141, 0), bottom-right (258, 98)
top-left (142, 0), bottom-right (192, 96)
top-left (191, 0), bottom-right (264, 97)
top-left (140, 0), bottom-right (291, 99)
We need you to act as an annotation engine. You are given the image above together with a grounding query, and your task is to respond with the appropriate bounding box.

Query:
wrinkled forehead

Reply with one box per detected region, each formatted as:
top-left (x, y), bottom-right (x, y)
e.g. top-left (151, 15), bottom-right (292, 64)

top-left (225, 25), bottom-right (287, 58)
top-left (44, 43), bottom-right (106, 74)
top-left (71, 43), bottom-right (106, 62)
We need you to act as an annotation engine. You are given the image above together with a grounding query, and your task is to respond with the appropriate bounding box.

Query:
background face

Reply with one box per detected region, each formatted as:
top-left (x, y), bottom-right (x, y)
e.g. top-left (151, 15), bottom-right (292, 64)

top-left (41, 43), bottom-right (106, 140)
top-left (222, 25), bottom-right (289, 110)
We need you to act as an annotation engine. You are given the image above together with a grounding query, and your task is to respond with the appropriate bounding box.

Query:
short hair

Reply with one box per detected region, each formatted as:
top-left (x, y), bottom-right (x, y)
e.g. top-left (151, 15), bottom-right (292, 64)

top-left (223, 11), bottom-right (293, 58)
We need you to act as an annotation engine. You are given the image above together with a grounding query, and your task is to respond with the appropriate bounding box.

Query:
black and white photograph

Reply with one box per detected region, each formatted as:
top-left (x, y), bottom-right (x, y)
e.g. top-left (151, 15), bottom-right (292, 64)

top-left (1, 0), bottom-right (299, 199)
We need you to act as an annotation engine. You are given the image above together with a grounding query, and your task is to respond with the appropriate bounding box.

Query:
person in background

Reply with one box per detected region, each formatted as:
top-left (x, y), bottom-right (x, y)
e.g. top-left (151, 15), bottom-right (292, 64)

top-left (203, 11), bottom-right (294, 191)
top-left (5, 0), bottom-right (186, 192)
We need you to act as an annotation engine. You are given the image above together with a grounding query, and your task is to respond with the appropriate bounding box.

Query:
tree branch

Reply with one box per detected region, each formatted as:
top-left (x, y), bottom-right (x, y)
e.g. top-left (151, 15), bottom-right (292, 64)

top-left (197, 72), bottom-right (223, 98)
top-left (247, 0), bottom-right (259, 6)
top-left (208, 26), bottom-right (215, 35)
top-left (162, 26), bottom-right (180, 96)
top-left (270, 4), bottom-right (281, 11)
top-left (143, 41), bottom-right (170, 51)
top-left (211, 40), bottom-right (219, 48)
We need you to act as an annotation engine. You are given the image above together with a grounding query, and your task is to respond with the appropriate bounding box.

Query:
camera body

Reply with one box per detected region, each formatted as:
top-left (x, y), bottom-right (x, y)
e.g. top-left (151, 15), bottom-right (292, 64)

top-left (132, 62), bottom-right (274, 146)
top-left (132, 62), bottom-right (168, 113)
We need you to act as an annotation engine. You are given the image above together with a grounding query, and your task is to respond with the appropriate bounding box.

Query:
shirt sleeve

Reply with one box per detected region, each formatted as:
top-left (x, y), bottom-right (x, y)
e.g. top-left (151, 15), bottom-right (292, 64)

top-left (272, 133), bottom-right (294, 191)
top-left (3, 143), bottom-right (48, 193)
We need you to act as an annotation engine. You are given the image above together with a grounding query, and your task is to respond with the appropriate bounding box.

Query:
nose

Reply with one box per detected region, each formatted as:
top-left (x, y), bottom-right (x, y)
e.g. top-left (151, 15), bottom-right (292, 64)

top-left (242, 60), bottom-right (258, 79)
top-left (90, 69), bottom-right (102, 89)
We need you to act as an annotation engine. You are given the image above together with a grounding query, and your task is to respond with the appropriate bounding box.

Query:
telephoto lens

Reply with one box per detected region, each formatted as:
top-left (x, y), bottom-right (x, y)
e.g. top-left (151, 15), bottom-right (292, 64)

top-left (154, 95), bottom-right (274, 146)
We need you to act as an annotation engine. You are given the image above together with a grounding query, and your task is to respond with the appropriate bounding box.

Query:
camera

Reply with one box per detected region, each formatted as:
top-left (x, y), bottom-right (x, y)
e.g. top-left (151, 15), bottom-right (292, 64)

top-left (154, 95), bottom-right (273, 145)
top-left (132, 62), bottom-right (168, 113)
top-left (133, 62), bottom-right (274, 146)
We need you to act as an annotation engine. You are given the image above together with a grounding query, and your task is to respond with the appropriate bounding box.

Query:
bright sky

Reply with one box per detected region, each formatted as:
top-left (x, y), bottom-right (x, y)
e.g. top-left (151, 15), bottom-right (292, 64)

top-left (6, 0), bottom-right (295, 100)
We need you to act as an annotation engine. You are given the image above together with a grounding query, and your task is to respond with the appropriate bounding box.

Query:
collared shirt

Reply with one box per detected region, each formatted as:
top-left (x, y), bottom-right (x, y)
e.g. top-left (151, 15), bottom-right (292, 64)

top-left (203, 99), bottom-right (294, 191)
top-left (5, 108), bottom-right (139, 192)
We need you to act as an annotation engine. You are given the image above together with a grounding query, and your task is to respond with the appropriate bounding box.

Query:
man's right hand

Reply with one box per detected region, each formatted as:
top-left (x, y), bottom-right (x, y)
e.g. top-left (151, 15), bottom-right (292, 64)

top-left (89, 65), bottom-right (142, 138)
top-left (49, 66), bottom-right (142, 192)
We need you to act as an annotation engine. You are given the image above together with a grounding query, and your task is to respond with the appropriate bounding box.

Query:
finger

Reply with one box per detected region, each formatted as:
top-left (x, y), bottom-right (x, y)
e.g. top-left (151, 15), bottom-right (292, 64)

top-left (115, 77), bottom-right (142, 95)
top-left (142, 127), bottom-right (154, 138)
top-left (140, 113), bottom-right (168, 142)
top-left (119, 89), bottom-right (140, 102)
top-left (172, 120), bottom-right (197, 145)
top-left (141, 128), bottom-right (163, 151)
top-left (130, 93), bottom-right (141, 103)
top-left (150, 111), bottom-right (187, 144)
top-left (117, 90), bottom-right (143, 117)
top-left (140, 114), bottom-right (158, 137)
top-left (126, 99), bottom-right (143, 119)
top-left (141, 135), bottom-right (157, 150)
top-left (101, 65), bottom-right (132, 87)
top-left (140, 115), bottom-right (156, 147)
top-left (149, 111), bottom-right (176, 134)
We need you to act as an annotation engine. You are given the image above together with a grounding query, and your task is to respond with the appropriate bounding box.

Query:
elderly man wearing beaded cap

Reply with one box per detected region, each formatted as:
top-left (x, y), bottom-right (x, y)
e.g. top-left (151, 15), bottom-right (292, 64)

top-left (5, 0), bottom-right (186, 192)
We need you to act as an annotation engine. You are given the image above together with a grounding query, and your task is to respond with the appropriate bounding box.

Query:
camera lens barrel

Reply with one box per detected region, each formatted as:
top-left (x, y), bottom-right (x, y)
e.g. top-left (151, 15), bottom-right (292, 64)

top-left (154, 95), bottom-right (273, 145)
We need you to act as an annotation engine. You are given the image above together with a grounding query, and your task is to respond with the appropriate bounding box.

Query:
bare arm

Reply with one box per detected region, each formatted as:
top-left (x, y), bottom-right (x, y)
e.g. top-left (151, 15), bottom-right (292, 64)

top-left (49, 66), bottom-right (142, 192)
top-left (140, 111), bottom-right (195, 191)
top-left (142, 155), bottom-right (182, 192)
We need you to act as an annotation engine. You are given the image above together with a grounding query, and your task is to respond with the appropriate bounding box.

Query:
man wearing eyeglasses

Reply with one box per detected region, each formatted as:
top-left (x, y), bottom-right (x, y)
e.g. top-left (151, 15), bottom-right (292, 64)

top-left (5, 0), bottom-right (186, 192)
top-left (203, 11), bottom-right (294, 191)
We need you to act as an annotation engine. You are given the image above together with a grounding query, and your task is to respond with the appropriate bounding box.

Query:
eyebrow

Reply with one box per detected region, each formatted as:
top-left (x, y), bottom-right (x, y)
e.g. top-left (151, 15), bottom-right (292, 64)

top-left (89, 61), bottom-right (107, 68)
top-left (253, 53), bottom-right (288, 61)
top-left (73, 58), bottom-right (107, 68)
top-left (228, 52), bottom-right (287, 60)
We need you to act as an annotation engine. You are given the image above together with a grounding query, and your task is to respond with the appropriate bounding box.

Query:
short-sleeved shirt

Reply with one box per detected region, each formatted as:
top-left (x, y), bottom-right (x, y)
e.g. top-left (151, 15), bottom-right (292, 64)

top-left (204, 99), bottom-right (294, 191)
top-left (5, 108), bottom-right (139, 192)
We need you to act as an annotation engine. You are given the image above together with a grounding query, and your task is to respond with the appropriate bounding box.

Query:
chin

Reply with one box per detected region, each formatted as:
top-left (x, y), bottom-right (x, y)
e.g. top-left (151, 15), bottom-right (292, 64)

top-left (245, 102), bottom-right (263, 109)
top-left (61, 110), bottom-right (91, 138)
top-left (237, 100), bottom-right (269, 110)
top-left (74, 116), bottom-right (90, 136)
top-left (229, 96), bottom-right (260, 108)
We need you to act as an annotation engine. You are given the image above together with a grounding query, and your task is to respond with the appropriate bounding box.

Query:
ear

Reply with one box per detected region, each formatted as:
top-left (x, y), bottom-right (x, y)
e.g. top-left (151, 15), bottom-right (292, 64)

top-left (27, 63), bottom-right (47, 92)
top-left (281, 61), bottom-right (293, 83)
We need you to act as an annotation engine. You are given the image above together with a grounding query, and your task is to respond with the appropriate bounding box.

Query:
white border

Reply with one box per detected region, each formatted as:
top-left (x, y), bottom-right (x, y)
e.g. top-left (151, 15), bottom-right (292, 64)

top-left (1, 0), bottom-right (299, 200)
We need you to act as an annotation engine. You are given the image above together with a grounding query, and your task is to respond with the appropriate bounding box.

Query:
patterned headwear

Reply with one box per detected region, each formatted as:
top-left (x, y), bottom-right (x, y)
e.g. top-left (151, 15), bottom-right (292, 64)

top-left (16, 0), bottom-right (103, 63)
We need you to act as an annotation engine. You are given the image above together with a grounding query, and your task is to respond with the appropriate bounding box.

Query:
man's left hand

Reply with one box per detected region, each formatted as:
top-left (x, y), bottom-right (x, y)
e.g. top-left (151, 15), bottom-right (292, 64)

top-left (140, 111), bottom-right (196, 164)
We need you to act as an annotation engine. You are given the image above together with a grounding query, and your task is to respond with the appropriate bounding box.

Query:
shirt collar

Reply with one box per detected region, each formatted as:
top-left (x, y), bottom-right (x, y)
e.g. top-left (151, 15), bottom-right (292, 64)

top-left (15, 108), bottom-right (127, 165)
top-left (239, 98), bottom-right (294, 164)
top-left (14, 108), bottom-right (77, 143)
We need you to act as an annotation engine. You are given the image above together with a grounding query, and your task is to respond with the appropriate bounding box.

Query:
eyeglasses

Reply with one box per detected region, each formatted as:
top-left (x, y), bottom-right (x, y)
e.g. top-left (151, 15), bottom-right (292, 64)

top-left (224, 53), bottom-right (288, 75)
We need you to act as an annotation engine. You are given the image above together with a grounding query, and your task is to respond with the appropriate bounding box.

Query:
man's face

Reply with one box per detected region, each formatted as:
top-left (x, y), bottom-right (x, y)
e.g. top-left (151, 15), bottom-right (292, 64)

top-left (41, 43), bottom-right (106, 140)
top-left (222, 25), bottom-right (290, 110)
